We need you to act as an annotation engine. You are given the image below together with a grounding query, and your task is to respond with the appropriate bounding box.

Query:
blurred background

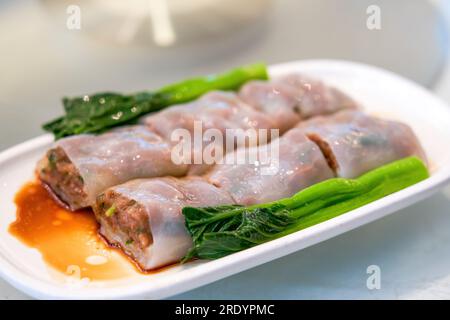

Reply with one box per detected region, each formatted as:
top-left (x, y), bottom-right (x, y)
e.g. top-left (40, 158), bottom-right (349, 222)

top-left (1, 0), bottom-right (450, 299)
top-left (0, 0), bottom-right (449, 150)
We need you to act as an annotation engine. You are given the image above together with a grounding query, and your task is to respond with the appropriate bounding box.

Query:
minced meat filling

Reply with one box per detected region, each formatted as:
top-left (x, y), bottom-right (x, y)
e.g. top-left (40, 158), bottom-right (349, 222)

top-left (97, 191), bottom-right (153, 249)
top-left (39, 147), bottom-right (86, 208)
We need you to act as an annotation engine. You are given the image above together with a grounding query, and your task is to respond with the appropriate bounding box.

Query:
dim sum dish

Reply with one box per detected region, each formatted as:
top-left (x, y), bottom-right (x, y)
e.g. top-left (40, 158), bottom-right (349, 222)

top-left (0, 60), bottom-right (450, 299)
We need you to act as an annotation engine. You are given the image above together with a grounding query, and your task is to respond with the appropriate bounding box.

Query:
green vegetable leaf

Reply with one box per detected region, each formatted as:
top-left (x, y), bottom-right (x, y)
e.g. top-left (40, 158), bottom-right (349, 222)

top-left (182, 157), bottom-right (429, 261)
top-left (43, 63), bottom-right (268, 138)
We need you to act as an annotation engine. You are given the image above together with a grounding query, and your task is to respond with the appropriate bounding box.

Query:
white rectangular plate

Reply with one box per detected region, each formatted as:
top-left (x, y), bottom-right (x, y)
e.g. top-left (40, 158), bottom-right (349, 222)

top-left (1, 60), bottom-right (450, 299)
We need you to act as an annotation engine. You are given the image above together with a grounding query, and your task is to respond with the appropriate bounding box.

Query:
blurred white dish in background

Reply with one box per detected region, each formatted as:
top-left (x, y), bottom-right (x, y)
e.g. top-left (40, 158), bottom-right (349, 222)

top-left (40, 0), bottom-right (272, 46)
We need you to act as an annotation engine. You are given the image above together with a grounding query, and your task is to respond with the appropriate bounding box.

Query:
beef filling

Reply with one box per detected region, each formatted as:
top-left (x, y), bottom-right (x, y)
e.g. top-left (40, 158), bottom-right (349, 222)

top-left (38, 147), bottom-right (87, 209)
top-left (95, 191), bottom-right (153, 249)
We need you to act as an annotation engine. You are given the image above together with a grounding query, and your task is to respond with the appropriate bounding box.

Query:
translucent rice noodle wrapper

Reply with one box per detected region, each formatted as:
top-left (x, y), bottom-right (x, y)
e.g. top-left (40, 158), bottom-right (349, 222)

top-left (141, 91), bottom-right (279, 175)
top-left (296, 110), bottom-right (428, 178)
top-left (239, 74), bottom-right (359, 131)
top-left (94, 177), bottom-right (235, 270)
top-left (37, 126), bottom-right (188, 210)
top-left (207, 128), bottom-right (335, 205)
top-left (274, 73), bottom-right (359, 118)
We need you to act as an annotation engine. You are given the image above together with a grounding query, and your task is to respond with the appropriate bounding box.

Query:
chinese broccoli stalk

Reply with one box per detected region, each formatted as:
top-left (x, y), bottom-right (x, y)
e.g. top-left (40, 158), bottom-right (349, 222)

top-left (43, 63), bottom-right (268, 139)
top-left (182, 157), bottom-right (429, 261)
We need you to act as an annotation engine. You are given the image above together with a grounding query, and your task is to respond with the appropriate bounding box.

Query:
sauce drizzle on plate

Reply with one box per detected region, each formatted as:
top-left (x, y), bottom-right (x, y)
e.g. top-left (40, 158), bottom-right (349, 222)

top-left (9, 181), bottom-right (135, 281)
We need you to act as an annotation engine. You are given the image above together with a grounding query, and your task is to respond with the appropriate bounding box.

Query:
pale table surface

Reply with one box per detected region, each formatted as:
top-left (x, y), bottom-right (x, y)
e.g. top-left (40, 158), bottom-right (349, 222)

top-left (1, 0), bottom-right (450, 299)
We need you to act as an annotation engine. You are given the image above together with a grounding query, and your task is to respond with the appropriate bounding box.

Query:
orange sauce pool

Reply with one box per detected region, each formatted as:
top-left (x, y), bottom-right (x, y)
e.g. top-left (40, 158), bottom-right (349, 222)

top-left (9, 181), bottom-right (137, 281)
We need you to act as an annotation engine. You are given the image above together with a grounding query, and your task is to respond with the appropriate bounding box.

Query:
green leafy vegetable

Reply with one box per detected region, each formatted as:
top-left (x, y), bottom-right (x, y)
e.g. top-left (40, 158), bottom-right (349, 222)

top-left (182, 157), bottom-right (429, 261)
top-left (43, 63), bottom-right (268, 139)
